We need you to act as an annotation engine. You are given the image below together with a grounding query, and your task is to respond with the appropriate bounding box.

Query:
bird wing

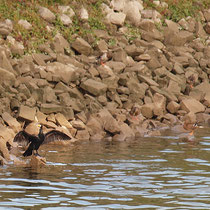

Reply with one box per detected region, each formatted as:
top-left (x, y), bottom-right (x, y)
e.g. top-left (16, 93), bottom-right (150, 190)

top-left (43, 130), bottom-right (71, 144)
top-left (13, 130), bottom-right (38, 145)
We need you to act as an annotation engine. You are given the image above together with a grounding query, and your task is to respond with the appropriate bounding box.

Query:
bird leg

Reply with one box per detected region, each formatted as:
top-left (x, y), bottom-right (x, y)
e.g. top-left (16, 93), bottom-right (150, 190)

top-left (34, 150), bottom-right (41, 157)
top-left (189, 131), bottom-right (194, 136)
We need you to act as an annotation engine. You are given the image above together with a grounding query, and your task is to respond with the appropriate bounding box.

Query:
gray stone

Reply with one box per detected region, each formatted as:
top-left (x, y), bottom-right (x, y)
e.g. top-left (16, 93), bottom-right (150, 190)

top-left (18, 19), bottom-right (32, 30)
top-left (0, 19), bottom-right (13, 37)
top-left (106, 12), bottom-right (126, 26)
top-left (38, 6), bottom-right (55, 23)
top-left (60, 14), bottom-right (72, 26)
top-left (123, 1), bottom-right (142, 26)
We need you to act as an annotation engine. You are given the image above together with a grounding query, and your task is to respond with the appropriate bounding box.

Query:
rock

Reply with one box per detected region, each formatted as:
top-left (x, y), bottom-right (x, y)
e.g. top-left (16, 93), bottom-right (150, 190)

top-left (80, 79), bottom-right (107, 96)
top-left (153, 93), bottom-right (166, 116)
top-left (203, 9), bottom-right (210, 22)
top-left (29, 155), bottom-right (46, 167)
top-left (18, 105), bottom-right (36, 122)
top-left (203, 92), bottom-right (210, 107)
top-left (7, 36), bottom-right (24, 56)
top-left (127, 79), bottom-right (148, 100)
top-left (0, 19), bottom-right (13, 37)
top-left (32, 53), bottom-right (46, 66)
top-left (1, 112), bottom-right (21, 132)
top-left (141, 9), bottom-right (162, 22)
top-left (141, 29), bottom-right (163, 42)
top-left (86, 115), bottom-right (105, 138)
top-left (71, 119), bottom-right (86, 130)
top-left (164, 28), bottom-right (194, 46)
top-left (58, 6), bottom-right (75, 18)
top-left (167, 101), bottom-right (180, 114)
top-left (18, 19), bottom-right (32, 30)
top-left (59, 14), bottom-right (72, 26)
top-left (106, 61), bottom-right (126, 74)
top-left (112, 48), bottom-right (127, 62)
top-left (40, 104), bottom-right (63, 114)
top-left (0, 67), bottom-right (16, 87)
top-left (204, 22), bottom-right (210, 34)
top-left (138, 75), bottom-right (159, 86)
top-left (139, 19), bottom-right (156, 31)
top-left (0, 50), bottom-right (15, 74)
top-left (180, 98), bottom-right (205, 113)
top-left (38, 6), bottom-right (55, 23)
top-left (79, 7), bottom-right (89, 21)
top-left (76, 129), bottom-right (90, 140)
top-left (195, 21), bottom-right (207, 38)
top-left (184, 112), bottom-right (196, 124)
top-left (123, 0), bottom-right (142, 26)
top-left (141, 103), bottom-right (154, 119)
top-left (71, 37), bottom-right (92, 55)
top-left (110, 0), bottom-right (126, 11)
top-left (24, 122), bottom-right (40, 135)
top-left (51, 33), bottom-right (70, 54)
top-left (136, 54), bottom-right (151, 61)
top-left (46, 62), bottom-right (77, 85)
top-left (165, 19), bottom-right (179, 32)
top-left (55, 113), bottom-right (72, 129)
top-left (36, 111), bottom-right (47, 125)
top-left (98, 109), bottom-right (120, 134)
top-left (118, 122), bottom-right (135, 139)
top-left (106, 12), bottom-right (126, 26)
top-left (0, 125), bottom-right (15, 146)
top-left (97, 65), bottom-right (114, 78)
top-left (0, 137), bottom-right (10, 160)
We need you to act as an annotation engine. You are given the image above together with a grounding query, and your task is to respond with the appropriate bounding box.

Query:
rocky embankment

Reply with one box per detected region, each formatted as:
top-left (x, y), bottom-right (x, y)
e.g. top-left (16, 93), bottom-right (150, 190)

top-left (0, 1), bottom-right (210, 165)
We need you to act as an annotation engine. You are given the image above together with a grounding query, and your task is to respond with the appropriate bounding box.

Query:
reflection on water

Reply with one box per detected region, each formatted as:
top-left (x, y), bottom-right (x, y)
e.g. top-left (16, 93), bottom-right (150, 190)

top-left (0, 126), bottom-right (210, 209)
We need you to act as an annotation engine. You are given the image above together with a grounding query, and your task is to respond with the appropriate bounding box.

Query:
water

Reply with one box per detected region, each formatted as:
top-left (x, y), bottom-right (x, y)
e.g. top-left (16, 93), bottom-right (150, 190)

top-left (1, 126), bottom-right (210, 209)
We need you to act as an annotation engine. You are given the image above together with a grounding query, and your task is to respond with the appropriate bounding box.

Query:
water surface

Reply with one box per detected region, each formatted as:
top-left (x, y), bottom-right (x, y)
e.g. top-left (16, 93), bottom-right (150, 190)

top-left (1, 126), bottom-right (210, 209)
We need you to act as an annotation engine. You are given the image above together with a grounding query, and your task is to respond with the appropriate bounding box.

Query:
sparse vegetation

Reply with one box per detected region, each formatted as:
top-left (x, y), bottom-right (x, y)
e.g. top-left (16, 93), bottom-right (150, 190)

top-left (0, 0), bottom-right (209, 54)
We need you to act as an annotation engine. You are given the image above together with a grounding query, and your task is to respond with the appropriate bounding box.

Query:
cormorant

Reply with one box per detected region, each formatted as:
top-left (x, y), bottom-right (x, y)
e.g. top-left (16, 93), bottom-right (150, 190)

top-left (13, 124), bottom-right (71, 157)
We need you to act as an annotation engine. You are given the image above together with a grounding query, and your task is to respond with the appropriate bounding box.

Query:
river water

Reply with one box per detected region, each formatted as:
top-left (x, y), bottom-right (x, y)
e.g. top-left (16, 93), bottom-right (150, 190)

top-left (0, 126), bottom-right (210, 209)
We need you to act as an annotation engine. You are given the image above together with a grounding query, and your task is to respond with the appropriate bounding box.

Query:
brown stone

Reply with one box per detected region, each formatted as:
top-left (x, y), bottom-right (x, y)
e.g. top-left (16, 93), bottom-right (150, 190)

top-left (71, 37), bottom-right (92, 56)
top-left (167, 101), bottom-right (180, 114)
top-left (18, 105), bottom-right (36, 122)
top-left (180, 98), bottom-right (205, 113)
top-left (80, 79), bottom-right (107, 96)
top-left (141, 103), bottom-right (154, 119)
top-left (2, 112), bottom-right (21, 132)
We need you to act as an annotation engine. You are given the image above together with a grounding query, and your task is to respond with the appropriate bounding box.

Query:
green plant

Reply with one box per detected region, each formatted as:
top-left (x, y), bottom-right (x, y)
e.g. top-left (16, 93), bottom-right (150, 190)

top-left (125, 23), bottom-right (141, 43)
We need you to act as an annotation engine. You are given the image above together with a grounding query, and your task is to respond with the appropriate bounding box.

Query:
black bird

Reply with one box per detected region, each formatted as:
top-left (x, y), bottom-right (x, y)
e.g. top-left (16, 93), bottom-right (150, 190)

top-left (13, 124), bottom-right (71, 157)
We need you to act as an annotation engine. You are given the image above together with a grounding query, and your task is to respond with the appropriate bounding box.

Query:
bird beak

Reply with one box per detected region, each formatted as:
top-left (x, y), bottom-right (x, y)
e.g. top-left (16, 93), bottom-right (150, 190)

top-left (37, 124), bottom-right (41, 128)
